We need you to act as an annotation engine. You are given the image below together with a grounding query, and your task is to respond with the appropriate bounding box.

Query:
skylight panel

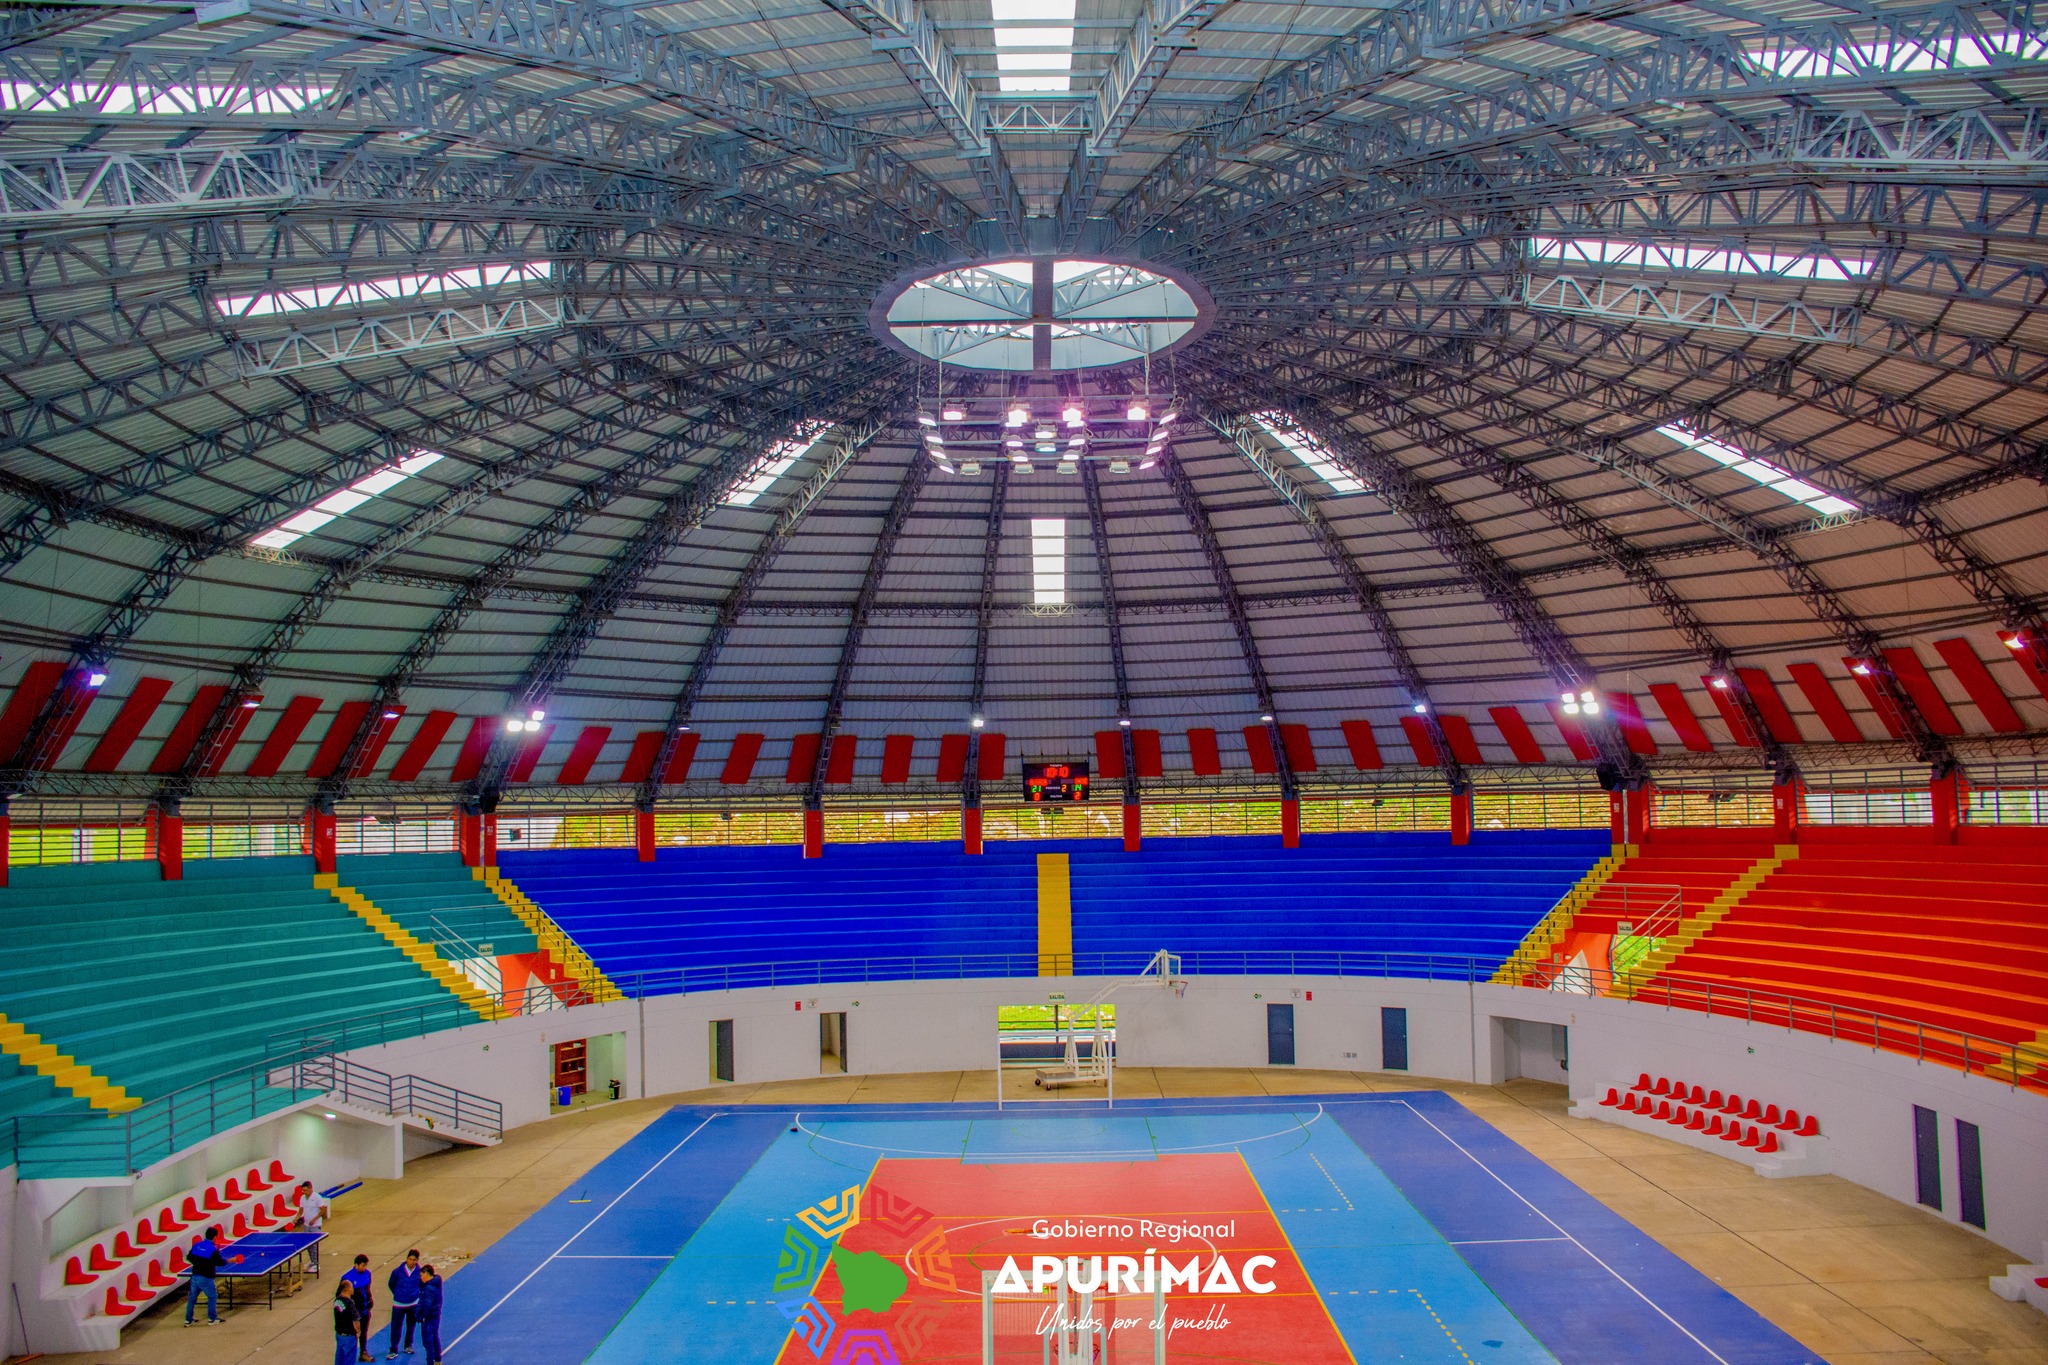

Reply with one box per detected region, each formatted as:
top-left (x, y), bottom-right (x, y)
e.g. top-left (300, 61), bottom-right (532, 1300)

top-left (995, 25), bottom-right (1073, 44)
top-left (1248, 412), bottom-right (1366, 495)
top-left (1529, 236), bottom-right (1870, 281)
top-left (1656, 424), bottom-right (1858, 517)
top-left (1747, 29), bottom-right (2046, 79)
top-left (0, 79), bottom-right (332, 115)
top-left (996, 52), bottom-right (1074, 71)
top-left (999, 75), bottom-right (1072, 90)
top-left (992, 0), bottom-right (1076, 93)
top-left (723, 421), bottom-right (834, 508)
top-left (1031, 517), bottom-right (1067, 605)
top-left (214, 262), bottom-right (552, 320)
top-left (251, 450), bottom-right (445, 551)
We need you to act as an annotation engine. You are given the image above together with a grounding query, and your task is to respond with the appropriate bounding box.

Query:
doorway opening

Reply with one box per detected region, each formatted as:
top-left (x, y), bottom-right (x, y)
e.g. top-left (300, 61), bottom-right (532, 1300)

top-left (820, 1011), bottom-right (848, 1073)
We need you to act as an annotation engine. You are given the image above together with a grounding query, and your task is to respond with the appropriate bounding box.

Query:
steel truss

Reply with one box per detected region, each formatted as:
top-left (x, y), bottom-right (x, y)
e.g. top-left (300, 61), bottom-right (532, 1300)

top-left (1079, 461), bottom-right (1139, 806)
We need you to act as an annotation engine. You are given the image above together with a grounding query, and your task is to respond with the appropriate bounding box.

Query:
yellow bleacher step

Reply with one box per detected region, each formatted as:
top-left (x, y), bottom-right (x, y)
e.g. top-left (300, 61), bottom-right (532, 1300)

top-left (476, 867), bottom-right (624, 1005)
top-left (1614, 845), bottom-right (1799, 997)
top-left (317, 875), bottom-right (504, 1020)
top-left (1490, 845), bottom-right (1632, 986)
top-left (0, 1010), bottom-right (142, 1113)
top-left (1036, 852), bottom-right (1073, 976)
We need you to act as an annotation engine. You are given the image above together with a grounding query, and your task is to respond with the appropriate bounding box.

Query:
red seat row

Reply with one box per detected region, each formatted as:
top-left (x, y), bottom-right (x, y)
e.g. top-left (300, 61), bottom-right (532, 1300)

top-left (1596, 1072), bottom-right (1820, 1154)
top-left (66, 1160), bottom-right (295, 1312)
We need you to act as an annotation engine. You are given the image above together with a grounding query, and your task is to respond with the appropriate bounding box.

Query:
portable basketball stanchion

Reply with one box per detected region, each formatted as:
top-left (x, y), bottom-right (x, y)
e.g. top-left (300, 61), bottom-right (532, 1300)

top-left (997, 951), bottom-right (1181, 1111)
top-left (982, 1269), bottom-right (1166, 1364)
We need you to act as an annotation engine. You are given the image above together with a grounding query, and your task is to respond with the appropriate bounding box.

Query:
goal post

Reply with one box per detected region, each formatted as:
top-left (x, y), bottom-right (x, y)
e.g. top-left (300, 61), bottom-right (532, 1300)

top-left (982, 1268), bottom-right (1166, 1365)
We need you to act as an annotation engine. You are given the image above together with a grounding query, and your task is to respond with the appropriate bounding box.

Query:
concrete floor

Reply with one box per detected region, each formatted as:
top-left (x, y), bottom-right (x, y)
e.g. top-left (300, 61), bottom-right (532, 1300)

top-left (27, 1068), bottom-right (2048, 1365)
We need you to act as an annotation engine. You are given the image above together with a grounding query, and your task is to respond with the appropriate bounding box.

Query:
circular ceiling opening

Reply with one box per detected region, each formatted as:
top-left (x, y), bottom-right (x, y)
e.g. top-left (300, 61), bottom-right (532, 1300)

top-left (875, 257), bottom-right (1207, 372)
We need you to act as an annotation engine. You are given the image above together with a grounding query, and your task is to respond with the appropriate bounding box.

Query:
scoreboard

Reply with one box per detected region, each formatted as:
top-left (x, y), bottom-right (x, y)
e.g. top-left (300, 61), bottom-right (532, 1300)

top-left (1023, 761), bottom-right (1090, 802)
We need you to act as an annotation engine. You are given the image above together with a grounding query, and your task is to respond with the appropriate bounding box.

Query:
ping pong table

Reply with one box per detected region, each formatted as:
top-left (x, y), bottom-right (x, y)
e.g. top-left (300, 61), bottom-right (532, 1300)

top-left (184, 1231), bottom-right (325, 1310)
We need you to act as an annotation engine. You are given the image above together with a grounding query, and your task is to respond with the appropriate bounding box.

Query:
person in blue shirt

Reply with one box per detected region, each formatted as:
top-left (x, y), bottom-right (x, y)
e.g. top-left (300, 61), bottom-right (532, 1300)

top-left (385, 1249), bottom-right (423, 1357)
top-left (341, 1254), bottom-right (375, 1359)
top-left (183, 1225), bottom-right (240, 1325)
top-left (417, 1264), bottom-right (444, 1365)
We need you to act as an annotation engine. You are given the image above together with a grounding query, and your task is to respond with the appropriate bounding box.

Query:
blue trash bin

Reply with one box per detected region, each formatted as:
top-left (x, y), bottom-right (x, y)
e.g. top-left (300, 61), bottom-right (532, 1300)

top-left (557, 1085), bottom-right (571, 1107)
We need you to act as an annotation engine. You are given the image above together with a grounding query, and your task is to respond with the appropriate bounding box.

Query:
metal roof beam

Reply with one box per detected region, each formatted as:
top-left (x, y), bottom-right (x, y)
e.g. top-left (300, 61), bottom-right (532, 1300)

top-left (1156, 448), bottom-right (1297, 800)
top-left (964, 462), bottom-right (1008, 809)
top-left (1206, 411), bottom-right (1466, 790)
top-left (108, 0), bottom-right (981, 246)
top-left (1078, 459), bottom-right (1138, 803)
top-left (630, 420), bottom-right (892, 810)
top-left (803, 451), bottom-right (933, 809)
top-left (1120, 5), bottom-right (2048, 245)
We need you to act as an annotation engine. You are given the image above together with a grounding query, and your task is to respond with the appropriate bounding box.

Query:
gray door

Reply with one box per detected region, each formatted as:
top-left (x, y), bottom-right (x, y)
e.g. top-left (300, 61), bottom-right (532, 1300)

top-left (1380, 1007), bottom-right (1409, 1071)
top-left (711, 1019), bottom-right (735, 1083)
top-left (1266, 1003), bottom-right (1295, 1065)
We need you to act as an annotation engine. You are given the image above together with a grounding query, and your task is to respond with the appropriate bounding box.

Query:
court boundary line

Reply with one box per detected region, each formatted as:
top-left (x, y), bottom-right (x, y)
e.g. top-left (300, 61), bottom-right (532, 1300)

top-left (788, 1104), bottom-right (1324, 1160)
top-left (1390, 1098), bottom-right (1735, 1365)
top-left (443, 1113), bottom-right (720, 1353)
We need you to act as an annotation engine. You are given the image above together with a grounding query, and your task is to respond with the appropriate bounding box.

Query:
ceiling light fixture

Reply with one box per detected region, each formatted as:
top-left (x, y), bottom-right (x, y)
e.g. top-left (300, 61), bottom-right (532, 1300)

top-left (1126, 403), bottom-right (1149, 421)
top-left (942, 405), bottom-right (966, 421)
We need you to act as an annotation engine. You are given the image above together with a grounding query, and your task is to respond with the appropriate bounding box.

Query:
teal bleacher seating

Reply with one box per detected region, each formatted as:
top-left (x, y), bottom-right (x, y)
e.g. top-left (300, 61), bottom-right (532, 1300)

top-left (334, 852), bottom-right (539, 960)
top-left (0, 856), bottom-right (478, 1122)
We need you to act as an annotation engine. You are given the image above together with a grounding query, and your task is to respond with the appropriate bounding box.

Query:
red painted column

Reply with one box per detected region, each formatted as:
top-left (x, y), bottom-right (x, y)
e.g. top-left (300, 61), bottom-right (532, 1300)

top-left (310, 810), bottom-right (338, 875)
top-left (0, 809), bottom-right (10, 888)
top-left (1772, 776), bottom-right (1801, 845)
top-left (480, 813), bottom-right (498, 868)
top-left (1281, 798), bottom-right (1300, 848)
top-left (157, 810), bottom-right (184, 881)
top-left (802, 808), bottom-right (824, 859)
top-left (1450, 788), bottom-right (1473, 846)
top-left (457, 809), bottom-right (480, 867)
top-left (1930, 770), bottom-right (1962, 846)
top-left (635, 808), bottom-right (656, 862)
top-left (1122, 803), bottom-right (1141, 852)
top-left (1627, 785), bottom-right (1652, 846)
top-left (962, 805), bottom-right (983, 856)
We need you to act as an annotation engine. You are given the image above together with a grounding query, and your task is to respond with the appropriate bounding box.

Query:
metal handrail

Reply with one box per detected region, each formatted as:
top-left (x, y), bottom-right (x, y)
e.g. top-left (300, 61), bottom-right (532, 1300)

top-left (7, 948), bottom-right (2037, 1175)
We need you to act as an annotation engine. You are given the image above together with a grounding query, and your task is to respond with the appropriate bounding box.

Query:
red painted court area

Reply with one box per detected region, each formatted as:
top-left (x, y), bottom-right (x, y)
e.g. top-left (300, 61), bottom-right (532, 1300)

top-left (778, 1154), bottom-right (1352, 1364)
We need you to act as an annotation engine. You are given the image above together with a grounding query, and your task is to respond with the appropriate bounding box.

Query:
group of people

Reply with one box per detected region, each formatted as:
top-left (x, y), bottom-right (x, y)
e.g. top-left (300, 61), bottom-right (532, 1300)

top-left (176, 1179), bottom-right (446, 1364)
top-left (334, 1249), bottom-right (446, 1365)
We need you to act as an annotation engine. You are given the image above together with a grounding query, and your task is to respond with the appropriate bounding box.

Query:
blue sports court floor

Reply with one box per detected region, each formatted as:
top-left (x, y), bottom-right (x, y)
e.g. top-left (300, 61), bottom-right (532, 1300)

top-left (411, 1092), bottom-right (1820, 1364)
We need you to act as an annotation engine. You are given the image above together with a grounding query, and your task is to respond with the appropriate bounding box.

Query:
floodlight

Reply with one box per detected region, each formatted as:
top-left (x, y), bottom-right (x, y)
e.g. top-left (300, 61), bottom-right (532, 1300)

top-left (85, 670), bottom-right (108, 687)
top-left (1063, 405), bottom-right (1084, 427)
top-left (1126, 403), bottom-right (1148, 421)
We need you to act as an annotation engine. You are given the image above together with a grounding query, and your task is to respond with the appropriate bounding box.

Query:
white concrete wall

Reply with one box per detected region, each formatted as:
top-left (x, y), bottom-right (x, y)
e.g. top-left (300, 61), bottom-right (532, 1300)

top-left (331, 973), bottom-right (2048, 1260)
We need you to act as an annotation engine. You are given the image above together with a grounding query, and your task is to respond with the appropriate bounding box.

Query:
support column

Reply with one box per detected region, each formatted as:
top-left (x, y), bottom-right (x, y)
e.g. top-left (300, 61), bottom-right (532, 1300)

top-left (457, 808), bottom-right (481, 867)
top-left (310, 807), bottom-right (338, 875)
top-left (1930, 768), bottom-right (1962, 846)
top-left (1773, 775), bottom-right (1802, 846)
top-left (1450, 788), bottom-right (1473, 846)
top-left (156, 801), bottom-right (183, 882)
top-left (1122, 802), bottom-right (1141, 853)
top-left (963, 805), bottom-right (983, 856)
top-left (1281, 797), bottom-right (1300, 849)
top-left (480, 812), bottom-right (498, 868)
top-left (635, 807), bottom-right (656, 862)
top-left (802, 807), bottom-right (824, 859)
top-left (1627, 783), bottom-right (1652, 846)
top-left (0, 797), bottom-right (10, 889)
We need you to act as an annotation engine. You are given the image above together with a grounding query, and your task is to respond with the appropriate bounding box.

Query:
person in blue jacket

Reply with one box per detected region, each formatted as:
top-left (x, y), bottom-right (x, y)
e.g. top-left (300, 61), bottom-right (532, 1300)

top-left (341, 1254), bottom-right (375, 1359)
top-left (417, 1263), bottom-right (445, 1365)
top-left (184, 1225), bottom-right (240, 1325)
top-left (385, 1249), bottom-right (423, 1357)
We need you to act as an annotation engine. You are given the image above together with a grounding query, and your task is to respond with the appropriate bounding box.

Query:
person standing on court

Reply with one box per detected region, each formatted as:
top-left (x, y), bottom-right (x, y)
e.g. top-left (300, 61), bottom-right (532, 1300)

top-left (385, 1249), bottom-right (423, 1356)
top-left (334, 1280), bottom-right (362, 1365)
top-left (183, 1224), bottom-right (235, 1325)
top-left (295, 1181), bottom-right (331, 1273)
top-left (343, 1253), bottom-right (376, 1358)
top-left (417, 1263), bottom-right (444, 1365)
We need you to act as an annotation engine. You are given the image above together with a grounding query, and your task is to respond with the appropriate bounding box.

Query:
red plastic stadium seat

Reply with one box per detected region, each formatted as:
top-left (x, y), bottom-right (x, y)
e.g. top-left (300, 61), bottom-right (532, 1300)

top-left (1704, 1115), bottom-right (1724, 1137)
top-left (122, 1272), bottom-right (149, 1304)
top-left (1688, 1085), bottom-right (1707, 1105)
top-left (203, 1188), bottom-right (227, 1212)
top-left (135, 1219), bottom-right (163, 1247)
top-left (1758, 1131), bottom-right (1779, 1154)
top-left (1655, 1101), bottom-right (1673, 1121)
top-left (1601, 1088), bottom-right (1620, 1107)
top-left (158, 1207), bottom-right (186, 1234)
top-left (1652, 1077), bottom-right (1671, 1095)
top-left (271, 1193), bottom-right (293, 1217)
top-left (88, 1243), bottom-right (117, 1273)
top-left (251, 1204), bottom-right (275, 1228)
top-left (168, 1247), bottom-right (187, 1273)
top-left (231, 1212), bottom-right (250, 1238)
top-left (1779, 1109), bottom-right (1801, 1132)
top-left (1722, 1093), bottom-right (1741, 1114)
top-left (1742, 1099), bottom-right (1762, 1121)
top-left (1797, 1114), bottom-right (1820, 1137)
top-left (112, 1230), bottom-right (141, 1259)
top-left (1634, 1073), bottom-right (1651, 1091)
top-left (223, 1178), bottom-right (245, 1202)
top-left (103, 1287), bottom-right (134, 1317)
top-left (1762, 1104), bottom-right (1781, 1126)
top-left (182, 1196), bottom-right (205, 1223)
top-left (1688, 1110), bottom-right (1708, 1131)
top-left (1739, 1125), bottom-right (1761, 1148)
top-left (147, 1261), bottom-right (176, 1289)
top-left (246, 1166), bottom-right (270, 1192)
top-left (267, 1160), bottom-right (291, 1184)
top-left (65, 1256), bottom-right (94, 1286)
top-left (1707, 1089), bottom-right (1723, 1108)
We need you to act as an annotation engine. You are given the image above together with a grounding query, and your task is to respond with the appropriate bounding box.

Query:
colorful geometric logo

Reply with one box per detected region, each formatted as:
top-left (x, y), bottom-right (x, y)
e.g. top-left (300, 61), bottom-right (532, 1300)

top-left (826, 1327), bottom-right (901, 1365)
top-left (778, 1297), bottom-right (836, 1358)
top-left (797, 1185), bottom-right (863, 1240)
top-left (831, 1247), bottom-right (908, 1315)
top-left (903, 1227), bottom-right (958, 1292)
top-left (774, 1225), bottom-right (826, 1293)
top-left (863, 1188), bottom-right (933, 1238)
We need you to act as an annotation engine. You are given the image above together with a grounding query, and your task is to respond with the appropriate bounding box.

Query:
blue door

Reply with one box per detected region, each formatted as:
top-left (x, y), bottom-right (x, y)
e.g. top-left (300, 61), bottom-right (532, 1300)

top-left (1266, 1004), bottom-right (1295, 1065)
top-left (1380, 1007), bottom-right (1409, 1071)
top-left (1912, 1104), bottom-right (1941, 1209)
top-left (1957, 1119), bottom-right (1984, 1228)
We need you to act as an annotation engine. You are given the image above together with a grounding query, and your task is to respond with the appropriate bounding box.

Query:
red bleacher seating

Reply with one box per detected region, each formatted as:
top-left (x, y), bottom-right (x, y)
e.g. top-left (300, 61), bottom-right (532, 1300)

top-left (1640, 844), bottom-right (2048, 1055)
top-left (1600, 1073), bottom-right (1815, 1156)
